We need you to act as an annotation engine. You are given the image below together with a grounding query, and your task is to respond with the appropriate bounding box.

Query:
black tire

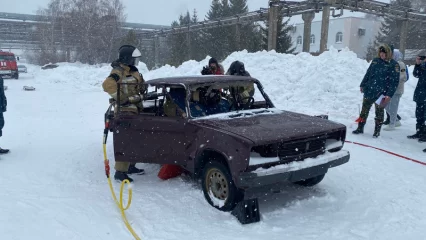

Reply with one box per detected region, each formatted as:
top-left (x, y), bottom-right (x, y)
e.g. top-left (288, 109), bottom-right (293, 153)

top-left (201, 160), bottom-right (244, 212)
top-left (294, 173), bottom-right (326, 187)
top-left (14, 73), bottom-right (19, 79)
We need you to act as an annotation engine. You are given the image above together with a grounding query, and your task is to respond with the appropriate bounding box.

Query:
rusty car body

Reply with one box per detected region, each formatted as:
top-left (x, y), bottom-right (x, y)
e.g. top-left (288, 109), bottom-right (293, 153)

top-left (105, 75), bottom-right (350, 211)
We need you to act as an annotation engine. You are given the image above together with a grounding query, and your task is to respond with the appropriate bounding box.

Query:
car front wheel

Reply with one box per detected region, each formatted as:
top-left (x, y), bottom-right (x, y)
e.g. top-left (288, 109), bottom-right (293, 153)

top-left (294, 173), bottom-right (326, 187)
top-left (201, 160), bottom-right (244, 212)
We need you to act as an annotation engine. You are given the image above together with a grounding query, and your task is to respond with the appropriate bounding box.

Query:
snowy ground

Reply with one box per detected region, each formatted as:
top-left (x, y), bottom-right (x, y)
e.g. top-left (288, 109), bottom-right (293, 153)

top-left (0, 48), bottom-right (425, 240)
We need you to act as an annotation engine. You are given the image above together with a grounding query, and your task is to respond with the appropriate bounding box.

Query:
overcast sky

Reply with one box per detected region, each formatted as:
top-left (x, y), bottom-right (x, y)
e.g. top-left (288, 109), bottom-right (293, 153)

top-left (2, 0), bottom-right (390, 26)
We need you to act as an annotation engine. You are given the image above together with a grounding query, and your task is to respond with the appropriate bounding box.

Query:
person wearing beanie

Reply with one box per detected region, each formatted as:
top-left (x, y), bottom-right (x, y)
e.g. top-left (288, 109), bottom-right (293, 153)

top-left (201, 57), bottom-right (224, 75)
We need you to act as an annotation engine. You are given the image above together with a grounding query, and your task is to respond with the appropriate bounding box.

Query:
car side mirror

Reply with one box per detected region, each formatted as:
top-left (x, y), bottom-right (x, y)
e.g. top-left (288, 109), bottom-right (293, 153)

top-left (17, 57), bottom-right (20, 61)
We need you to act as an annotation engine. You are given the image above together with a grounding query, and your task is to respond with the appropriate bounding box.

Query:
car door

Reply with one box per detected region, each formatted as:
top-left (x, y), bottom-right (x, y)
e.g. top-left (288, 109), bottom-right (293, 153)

top-left (113, 112), bottom-right (196, 165)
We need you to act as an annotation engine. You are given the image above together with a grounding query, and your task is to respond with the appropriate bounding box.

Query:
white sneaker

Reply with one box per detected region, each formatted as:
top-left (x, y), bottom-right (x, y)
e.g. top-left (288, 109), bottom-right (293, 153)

top-left (395, 121), bottom-right (401, 127)
top-left (384, 125), bottom-right (395, 131)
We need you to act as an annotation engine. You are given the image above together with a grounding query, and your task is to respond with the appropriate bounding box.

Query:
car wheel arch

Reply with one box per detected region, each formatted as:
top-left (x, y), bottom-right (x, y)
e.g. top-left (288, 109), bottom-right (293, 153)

top-left (194, 148), bottom-right (231, 179)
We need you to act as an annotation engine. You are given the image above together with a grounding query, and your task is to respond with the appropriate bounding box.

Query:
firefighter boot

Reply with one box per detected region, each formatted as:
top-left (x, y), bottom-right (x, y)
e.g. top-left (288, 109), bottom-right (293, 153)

top-left (114, 171), bottom-right (134, 182)
top-left (352, 121), bottom-right (366, 134)
top-left (127, 164), bottom-right (145, 175)
top-left (373, 120), bottom-right (383, 138)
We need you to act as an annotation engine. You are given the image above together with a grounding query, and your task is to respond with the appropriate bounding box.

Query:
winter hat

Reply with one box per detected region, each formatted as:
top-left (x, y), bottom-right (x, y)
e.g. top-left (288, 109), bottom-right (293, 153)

top-left (209, 57), bottom-right (218, 66)
top-left (228, 61), bottom-right (245, 75)
top-left (393, 49), bottom-right (402, 61)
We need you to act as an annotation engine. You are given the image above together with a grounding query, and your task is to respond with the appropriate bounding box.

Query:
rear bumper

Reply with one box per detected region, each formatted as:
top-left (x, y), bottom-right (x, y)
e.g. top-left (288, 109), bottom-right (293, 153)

top-left (0, 70), bottom-right (18, 76)
top-left (237, 150), bottom-right (350, 189)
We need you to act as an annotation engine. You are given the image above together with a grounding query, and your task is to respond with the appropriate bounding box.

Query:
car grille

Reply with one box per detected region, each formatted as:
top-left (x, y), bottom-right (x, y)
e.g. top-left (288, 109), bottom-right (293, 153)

top-left (278, 137), bottom-right (326, 162)
top-left (250, 130), bottom-right (345, 169)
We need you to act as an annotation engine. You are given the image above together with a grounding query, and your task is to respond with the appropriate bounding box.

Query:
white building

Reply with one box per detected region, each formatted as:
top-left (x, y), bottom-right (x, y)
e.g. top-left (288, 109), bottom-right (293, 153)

top-left (289, 16), bottom-right (382, 59)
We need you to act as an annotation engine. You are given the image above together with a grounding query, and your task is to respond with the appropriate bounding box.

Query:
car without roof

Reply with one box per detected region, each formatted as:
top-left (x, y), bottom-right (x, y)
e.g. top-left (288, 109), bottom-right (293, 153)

top-left (105, 75), bottom-right (350, 212)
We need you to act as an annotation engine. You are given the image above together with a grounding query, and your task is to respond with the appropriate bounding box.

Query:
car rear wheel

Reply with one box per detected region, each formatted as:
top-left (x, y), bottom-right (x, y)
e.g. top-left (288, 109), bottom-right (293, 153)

top-left (294, 173), bottom-right (326, 187)
top-left (201, 160), bottom-right (244, 212)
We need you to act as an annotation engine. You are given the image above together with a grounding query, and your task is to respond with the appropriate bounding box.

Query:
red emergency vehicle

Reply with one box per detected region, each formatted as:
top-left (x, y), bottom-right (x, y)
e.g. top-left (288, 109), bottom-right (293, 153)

top-left (0, 50), bottom-right (19, 79)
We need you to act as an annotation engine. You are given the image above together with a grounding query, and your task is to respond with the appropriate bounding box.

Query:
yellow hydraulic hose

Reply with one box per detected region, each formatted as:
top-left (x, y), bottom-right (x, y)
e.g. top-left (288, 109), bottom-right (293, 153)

top-left (103, 115), bottom-right (141, 240)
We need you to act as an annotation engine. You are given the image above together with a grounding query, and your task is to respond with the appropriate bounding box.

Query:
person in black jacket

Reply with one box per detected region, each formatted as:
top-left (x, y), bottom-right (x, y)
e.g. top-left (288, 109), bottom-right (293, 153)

top-left (0, 76), bottom-right (9, 154)
top-left (408, 55), bottom-right (426, 144)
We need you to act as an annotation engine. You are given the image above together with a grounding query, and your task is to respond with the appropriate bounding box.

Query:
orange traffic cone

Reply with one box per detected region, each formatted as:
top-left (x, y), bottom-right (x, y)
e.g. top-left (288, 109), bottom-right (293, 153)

top-left (157, 164), bottom-right (184, 180)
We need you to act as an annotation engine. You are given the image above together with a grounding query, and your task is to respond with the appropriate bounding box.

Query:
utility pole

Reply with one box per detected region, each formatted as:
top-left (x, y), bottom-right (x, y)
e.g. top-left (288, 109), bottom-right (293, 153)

top-left (399, 20), bottom-right (408, 58)
top-left (302, 12), bottom-right (315, 53)
top-left (267, 3), bottom-right (279, 51)
top-left (320, 0), bottom-right (334, 53)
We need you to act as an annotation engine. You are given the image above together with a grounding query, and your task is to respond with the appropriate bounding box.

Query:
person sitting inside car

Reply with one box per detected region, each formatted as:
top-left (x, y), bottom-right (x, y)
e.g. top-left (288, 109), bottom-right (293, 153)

top-left (190, 86), bottom-right (230, 117)
top-left (163, 86), bottom-right (187, 117)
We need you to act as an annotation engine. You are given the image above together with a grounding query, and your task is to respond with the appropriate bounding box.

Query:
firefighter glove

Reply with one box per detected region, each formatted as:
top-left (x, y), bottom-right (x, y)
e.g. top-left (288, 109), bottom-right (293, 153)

top-left (128, 95), bottom-right (142, 103)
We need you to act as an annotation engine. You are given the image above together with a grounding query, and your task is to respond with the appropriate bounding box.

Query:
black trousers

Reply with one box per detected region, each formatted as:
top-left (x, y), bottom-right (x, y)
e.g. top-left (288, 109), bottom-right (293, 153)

top-left (0, 112), bottom-right (4, 137)
top-left (415, 102), bottom-right (425, 130)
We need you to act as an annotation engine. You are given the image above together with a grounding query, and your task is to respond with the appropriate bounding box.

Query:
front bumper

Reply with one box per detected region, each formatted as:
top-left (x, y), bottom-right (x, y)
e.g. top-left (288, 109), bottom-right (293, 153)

top-left (237, 150), bottom-right (350, 189)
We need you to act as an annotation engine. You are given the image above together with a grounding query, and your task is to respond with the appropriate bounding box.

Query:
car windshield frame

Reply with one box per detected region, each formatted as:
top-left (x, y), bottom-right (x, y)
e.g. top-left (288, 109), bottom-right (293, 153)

top-left (184, 79), bottom-right (275, 120)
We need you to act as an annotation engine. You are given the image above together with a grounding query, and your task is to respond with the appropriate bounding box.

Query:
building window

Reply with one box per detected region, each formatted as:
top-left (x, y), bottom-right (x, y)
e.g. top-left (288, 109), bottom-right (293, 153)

top-left (297, 36), bottom-right (302, 45)
top-left (336, 32), bottom-right (343, 43)
top-left (310, 34), bottom-right (315, 44)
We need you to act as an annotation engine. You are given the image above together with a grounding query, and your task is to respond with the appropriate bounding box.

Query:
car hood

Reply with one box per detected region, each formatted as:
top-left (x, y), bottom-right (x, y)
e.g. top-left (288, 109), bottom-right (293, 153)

top-left (190, 108), bottom-right (345, 144)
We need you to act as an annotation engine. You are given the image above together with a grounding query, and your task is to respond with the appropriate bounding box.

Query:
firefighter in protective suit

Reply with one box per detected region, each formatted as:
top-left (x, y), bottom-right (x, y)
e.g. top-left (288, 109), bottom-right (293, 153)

top-left (102, 45), bottom-right (145, 182)
top-left (226, 61), bottom-right (255, 105)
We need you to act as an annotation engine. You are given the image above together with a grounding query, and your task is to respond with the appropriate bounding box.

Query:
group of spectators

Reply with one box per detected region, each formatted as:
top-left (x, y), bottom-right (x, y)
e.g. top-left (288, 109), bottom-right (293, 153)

top-left (353, 43), bottom-right (426, 153)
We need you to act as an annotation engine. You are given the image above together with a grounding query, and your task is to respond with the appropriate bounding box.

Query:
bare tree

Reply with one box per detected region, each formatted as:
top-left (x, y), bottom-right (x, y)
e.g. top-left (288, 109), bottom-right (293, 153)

top-left (30, 0), bottom-right (125, 65)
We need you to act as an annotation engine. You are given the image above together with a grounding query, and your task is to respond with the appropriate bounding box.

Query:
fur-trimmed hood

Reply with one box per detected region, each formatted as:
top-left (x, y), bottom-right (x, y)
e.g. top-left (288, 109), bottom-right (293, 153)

top-left (377, 44), bottom-right (393, 61)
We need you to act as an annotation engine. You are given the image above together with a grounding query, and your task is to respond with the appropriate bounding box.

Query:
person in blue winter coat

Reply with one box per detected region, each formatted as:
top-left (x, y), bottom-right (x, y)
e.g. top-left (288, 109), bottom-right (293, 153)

top-left (353, 44), bottom-right (400, 138)
top-left (0, 76), bottom-right (9, 154)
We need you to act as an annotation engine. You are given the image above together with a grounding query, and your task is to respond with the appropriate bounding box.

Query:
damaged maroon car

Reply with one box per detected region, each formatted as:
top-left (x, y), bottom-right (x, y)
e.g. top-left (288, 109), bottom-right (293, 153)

top-left (105, 75), bottom-right (350, 212)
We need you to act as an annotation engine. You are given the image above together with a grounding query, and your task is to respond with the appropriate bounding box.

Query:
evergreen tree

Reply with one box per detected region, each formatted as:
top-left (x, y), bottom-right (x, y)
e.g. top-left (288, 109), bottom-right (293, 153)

top-left (373, 0), bottom-right (423, 52)
top-left (219, 0), bottom-right (234, 57)
top-left (167, 11), bottom-right (191, 66)
top-left (206, 0), bottom-right (222, 19)
top-left (203, 0), bottom-right (263, 60)
top-left (204, 0), bottom-right (228, 60)
top-left (167, 0), bottom-right (266, 66)
top-left (261, 7), bottom-right (295, 53)
top-left (229, 0), bottom-right (262, 52)
top-left (229, 0), bottom-right (248, 14)
top-left (190, 9), bottom-right (207, 61)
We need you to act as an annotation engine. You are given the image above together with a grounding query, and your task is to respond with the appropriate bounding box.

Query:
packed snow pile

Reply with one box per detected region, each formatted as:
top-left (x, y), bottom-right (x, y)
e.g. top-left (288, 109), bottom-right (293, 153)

top-left (23, 61), bottom-right (150, 91)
